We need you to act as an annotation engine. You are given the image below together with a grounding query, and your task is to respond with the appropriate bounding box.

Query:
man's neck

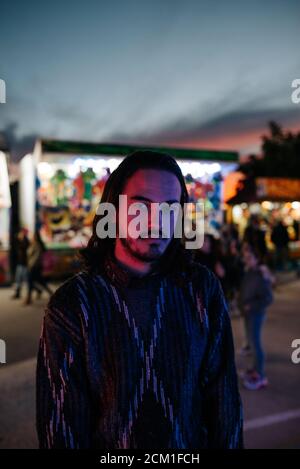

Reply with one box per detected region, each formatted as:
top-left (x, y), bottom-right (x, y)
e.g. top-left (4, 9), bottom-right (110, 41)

top-left (114, 240), bottom-right (157, 277)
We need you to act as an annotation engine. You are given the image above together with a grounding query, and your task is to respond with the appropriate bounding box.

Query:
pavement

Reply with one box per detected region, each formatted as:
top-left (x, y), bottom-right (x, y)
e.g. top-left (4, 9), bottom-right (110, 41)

top-left (0, 277), bottom-right (299, 449)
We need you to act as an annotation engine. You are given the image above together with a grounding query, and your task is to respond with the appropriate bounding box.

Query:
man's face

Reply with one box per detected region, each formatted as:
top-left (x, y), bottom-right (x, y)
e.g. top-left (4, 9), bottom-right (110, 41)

top-left (117, 169), bottom-right (182, 262)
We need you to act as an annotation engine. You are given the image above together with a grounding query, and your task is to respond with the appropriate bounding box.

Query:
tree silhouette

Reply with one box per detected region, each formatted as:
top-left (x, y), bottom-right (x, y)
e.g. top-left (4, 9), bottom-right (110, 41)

top-left (239, 121), bottom-right (300, 178)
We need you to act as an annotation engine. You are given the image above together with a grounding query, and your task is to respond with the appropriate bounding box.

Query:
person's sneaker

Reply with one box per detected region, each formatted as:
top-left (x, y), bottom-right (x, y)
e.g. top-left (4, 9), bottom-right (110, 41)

top-left (11, 292), bottom-right (20, 299)
top-left (239, 345), bottom-right (252, 356)
top-left (23, 297), bottom-right (32, 306)
top-left (238, 368), bottom-right (256, 380)
top-left (243, 374), bottom-right (269, 390)
top-left (36, 290), bottom-right (42, 300)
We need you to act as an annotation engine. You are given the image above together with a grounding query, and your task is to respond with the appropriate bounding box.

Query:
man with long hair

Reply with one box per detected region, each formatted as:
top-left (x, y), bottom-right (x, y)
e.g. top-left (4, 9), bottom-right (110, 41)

top-left (36, 150), bottom-right (243, 449)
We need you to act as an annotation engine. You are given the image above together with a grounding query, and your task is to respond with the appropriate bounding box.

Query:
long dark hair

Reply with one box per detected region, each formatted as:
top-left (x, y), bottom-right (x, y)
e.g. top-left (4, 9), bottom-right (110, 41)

top-left (80, 150), bottom-right (194, 278)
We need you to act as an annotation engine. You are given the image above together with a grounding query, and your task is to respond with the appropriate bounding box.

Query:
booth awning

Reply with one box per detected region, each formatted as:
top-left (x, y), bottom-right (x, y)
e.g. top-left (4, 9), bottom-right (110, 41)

top-left (39, 139), bottom-right (239, 163)
top-left (226, 176), bottom-right (300, 205)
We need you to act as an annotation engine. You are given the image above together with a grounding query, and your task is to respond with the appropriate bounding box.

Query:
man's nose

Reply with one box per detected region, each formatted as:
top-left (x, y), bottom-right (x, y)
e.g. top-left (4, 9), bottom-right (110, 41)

top-left (148, 204), bottom-right (163, 237)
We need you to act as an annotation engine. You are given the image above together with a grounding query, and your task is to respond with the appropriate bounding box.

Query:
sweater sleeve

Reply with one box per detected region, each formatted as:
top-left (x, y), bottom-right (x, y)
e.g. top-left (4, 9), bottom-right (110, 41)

top-left (200, 270), bottom-right (244, 448)
top-left (36, 278), bottom-right (93, 448)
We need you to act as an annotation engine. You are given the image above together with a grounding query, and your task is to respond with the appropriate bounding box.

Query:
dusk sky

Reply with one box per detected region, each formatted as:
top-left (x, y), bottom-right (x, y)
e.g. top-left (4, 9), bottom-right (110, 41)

top-left (1, 0), bottom-right (300, 160)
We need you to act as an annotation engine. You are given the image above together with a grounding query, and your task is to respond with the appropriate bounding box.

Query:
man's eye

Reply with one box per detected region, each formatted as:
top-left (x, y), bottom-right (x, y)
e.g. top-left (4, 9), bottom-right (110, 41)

top-left (133, 202), bottom-right (147, 210)
top-left (162, 203), bottom-right (177, 211)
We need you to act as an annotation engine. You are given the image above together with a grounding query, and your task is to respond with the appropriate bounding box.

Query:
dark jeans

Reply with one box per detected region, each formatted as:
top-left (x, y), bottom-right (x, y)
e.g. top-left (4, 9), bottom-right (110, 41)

top-left (15, 265), bottom-right (28, 292)
top-left (27, 267), bottom-right (52, 297)
top-left (244, 311), bottom-right (266, 377)
top-left (275, 246), bottom-right (289, 271)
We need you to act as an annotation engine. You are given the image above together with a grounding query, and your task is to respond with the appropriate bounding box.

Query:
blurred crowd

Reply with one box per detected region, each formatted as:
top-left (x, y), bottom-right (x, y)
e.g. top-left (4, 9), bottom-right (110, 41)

top-left (195, 215), bottom-right (295, 306)
top-left (194, 214), bottom-right (297, 390)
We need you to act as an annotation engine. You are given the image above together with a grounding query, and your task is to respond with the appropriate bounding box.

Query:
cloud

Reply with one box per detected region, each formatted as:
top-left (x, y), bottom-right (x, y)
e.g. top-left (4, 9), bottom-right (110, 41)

top-left (112, 106), bottom-right (300, 156)
top-left (2, 105), bottom-right (300, 164)
top-left (0, 123), bottom-right (37, 162)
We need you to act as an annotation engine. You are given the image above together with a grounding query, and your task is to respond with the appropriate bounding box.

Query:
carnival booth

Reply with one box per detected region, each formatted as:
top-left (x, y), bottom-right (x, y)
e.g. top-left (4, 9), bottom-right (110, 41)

top-left (20, 139), bottom-right (238, 277)
top-left (225, 174), bottom-right (300, 258)
top-left (0, 149), bottom-right (11, 284)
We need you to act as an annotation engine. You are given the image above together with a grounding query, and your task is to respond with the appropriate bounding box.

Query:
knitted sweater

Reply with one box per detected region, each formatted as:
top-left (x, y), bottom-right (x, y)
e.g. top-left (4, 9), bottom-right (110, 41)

top-left (36, 259), bottom-right (243, 449)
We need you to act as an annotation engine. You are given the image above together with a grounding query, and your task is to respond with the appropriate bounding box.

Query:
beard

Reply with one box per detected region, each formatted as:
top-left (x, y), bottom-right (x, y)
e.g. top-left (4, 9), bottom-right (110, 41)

top-left (119, 236), bottom-right (167, 262)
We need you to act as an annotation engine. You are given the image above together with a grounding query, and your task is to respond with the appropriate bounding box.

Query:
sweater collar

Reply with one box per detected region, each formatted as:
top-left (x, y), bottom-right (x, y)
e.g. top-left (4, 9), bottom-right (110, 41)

top-left (103, 250), bottom-right (161, 288)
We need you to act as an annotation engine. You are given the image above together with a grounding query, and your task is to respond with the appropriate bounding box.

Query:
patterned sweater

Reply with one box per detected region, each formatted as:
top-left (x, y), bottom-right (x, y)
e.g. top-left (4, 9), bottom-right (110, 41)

top-left (36, 259), bottom-right (243, 449)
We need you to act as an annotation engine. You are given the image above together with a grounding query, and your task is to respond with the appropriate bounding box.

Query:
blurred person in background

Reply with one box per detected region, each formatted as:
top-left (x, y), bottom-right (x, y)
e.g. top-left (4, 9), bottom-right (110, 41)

top-left (221, 223), bottom-right (239, 253)
top-left (243, 215), bottom-right (267, 262)
top-left (222, 239), bottom-right (244, 316)
top-left (271, 220), bottom-right (290, 271)
top-left (292, 219), bottom-right (299, 241)
top-left (238, 248), bottom-right (273, 390)
top-left (24, 231), bottom-right (53, 305)
top-left (11, 228), bottom-right (30, 299)
top-left (195, 233), bottom-right (226, 282)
